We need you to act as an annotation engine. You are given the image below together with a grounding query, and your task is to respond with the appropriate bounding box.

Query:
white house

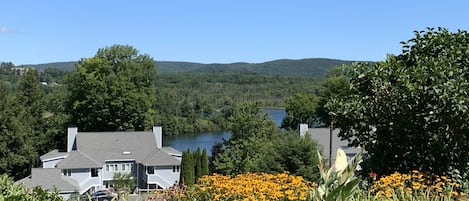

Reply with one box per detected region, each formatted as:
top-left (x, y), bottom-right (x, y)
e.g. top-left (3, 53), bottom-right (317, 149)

top-left (17, 126), bottom-right (181, 198)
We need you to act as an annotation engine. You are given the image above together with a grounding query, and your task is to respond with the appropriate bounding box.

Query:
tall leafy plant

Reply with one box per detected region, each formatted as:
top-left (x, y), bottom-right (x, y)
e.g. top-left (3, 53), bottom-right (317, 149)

top-left (312, 148), bottom-right (362, 201)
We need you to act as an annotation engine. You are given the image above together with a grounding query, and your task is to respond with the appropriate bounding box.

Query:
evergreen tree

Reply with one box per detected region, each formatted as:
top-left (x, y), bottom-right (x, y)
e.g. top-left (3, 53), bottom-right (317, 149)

top-left (194, 148), bottom-right (202, 180)
top-left (0, 81), bottom-right (36, 179)
top-left (201, 148), bottom-right (209, 176)
top-left (180, 150), bottom-right (195, 185)
top-left (16, 69), bottom-right (48, 156)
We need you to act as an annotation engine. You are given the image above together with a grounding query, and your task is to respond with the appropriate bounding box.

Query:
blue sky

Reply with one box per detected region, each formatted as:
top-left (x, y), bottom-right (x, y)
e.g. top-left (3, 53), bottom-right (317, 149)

top-left (1, 1), bottom-right (468, 65)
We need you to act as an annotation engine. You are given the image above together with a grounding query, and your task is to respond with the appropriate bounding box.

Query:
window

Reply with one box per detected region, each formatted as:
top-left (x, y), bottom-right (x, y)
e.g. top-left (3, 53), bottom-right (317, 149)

top-left (91, 168), bottom-right (98, 177)
top-left (106, 164), bottom-right (118, 172)
top-left (63, 169), bottom-right (71, 176)
top-left (173, 166), bottom-right (180, 172)
top-left (147, 166), bottom-right (154, 174)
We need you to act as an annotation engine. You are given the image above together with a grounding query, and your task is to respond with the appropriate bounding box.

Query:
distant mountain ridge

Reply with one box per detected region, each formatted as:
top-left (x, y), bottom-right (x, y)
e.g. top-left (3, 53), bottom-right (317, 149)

top-left (24, 58), bottom-right (360, 78)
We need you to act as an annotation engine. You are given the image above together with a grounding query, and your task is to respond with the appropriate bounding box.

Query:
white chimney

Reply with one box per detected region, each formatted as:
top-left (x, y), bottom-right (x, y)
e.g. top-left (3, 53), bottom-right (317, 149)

top-left (153, 126), bottom-right (162, 149)
top-left (299, 124), bottom-right (308, 137)
top-left (67, 127), bottom-right (78, 152)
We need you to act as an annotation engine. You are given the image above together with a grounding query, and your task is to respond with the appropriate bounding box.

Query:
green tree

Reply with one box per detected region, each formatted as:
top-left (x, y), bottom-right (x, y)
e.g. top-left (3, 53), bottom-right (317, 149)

top-left (16, 69), bottom-right (48, 156)
top-left (0, 82), bottom-right (36, 180)
top-left (277, 131), bottom-right (320, 181)
top-left (180, 150), bottom-right (195, 185)
top-left (65, 45), bottom-right (157, 131)
top-left (42, 86), bottom-right (70, 150)
top-left (200, 148), bottom-right (209, 176)
top-left (316, 68), bottom-right (350, 126)
top-left (327, 28), bottom-right (469, 176)
top-left (112, 172), bottom-right (135, 193)
top-left (194, 148), bottom-right (202, 180)
top-left (228, 102), bottom-right (277, 141)
top-left (281, 93), bottom-right (320, 129)
top-left (214, 102), bottom-right (282, 175)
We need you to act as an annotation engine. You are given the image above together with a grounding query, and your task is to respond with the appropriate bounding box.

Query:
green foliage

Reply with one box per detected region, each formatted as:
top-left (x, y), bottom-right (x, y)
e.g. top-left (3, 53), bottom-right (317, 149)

top-left (0, 81), bottom-right (38, 179)
top-left (200, 148), bottom-right (209, 176)
top-left (29, 58), bottom-right (356, 78)
top-left (327, 28), bottom-right (469, 176)
top-left (214, 102), bottom-right (280, 175)
top-left (16, 69), bottom-right (49, 155)
top-left (194, 148), bottom-right (202, 179)
top-left (228, 102), bottom-right (278, 141)
top-left (0, 62), bottom-right (20, 83)
top-left (214, 102), bottom-right (321, 181)
top-left (277, 131), bottom-right (321, 181)
top-left (180, 148), bottom-right (210, 186)
top-left (155, 72), bottom-right (321, 135)
top-left (316, 68), bottom-right (351, 126)
top-left (0, 174), bottom-right (64, 201)
top-left (281, 93), bottom-right (320, 129)
top-left (181, 150), bottom-right (195, 185)
top-left (112, 172), bottom-right (135, 193)
top-left (65, 45), bottom-right (157, 131)
top-left (312, 149), bottom-right (363, 201)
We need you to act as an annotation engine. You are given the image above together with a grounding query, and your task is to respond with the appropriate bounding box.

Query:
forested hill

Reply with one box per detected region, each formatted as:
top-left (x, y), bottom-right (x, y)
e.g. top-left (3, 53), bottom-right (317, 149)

top-left (26, 58), bottom-right (357, 78)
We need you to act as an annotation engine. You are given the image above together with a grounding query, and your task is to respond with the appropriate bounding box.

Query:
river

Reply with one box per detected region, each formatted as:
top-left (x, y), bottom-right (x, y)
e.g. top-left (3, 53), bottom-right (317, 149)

top-left (162, 108), bottom-right (286, 153)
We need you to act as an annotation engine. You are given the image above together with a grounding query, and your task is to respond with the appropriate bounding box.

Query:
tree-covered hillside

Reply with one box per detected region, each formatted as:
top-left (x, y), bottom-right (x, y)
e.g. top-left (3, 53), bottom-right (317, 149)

top-left (26, 58), bottom-right (357, 78)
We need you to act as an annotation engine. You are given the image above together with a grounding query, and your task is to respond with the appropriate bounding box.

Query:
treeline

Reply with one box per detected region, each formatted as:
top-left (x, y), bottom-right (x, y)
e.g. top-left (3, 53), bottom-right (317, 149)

top-left (0, 68), bottom-right (68, 180)
top-left (1, 63), bottom-right (323, 136)
top-left (155, 72), bottom-right (321, 135)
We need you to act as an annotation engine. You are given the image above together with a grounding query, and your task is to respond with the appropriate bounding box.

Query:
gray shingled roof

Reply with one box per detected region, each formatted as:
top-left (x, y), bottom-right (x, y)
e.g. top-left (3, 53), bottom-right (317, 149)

top-left (40, 149), bottom-right (69, 161)
top-left (76, 131), bottom-right (180, 166)
top-left (161, 147), bottom-right (182, 157)
top-left (142, 149), bottom-right (181, 166)
top-left (306, 128), bottom-right (361, 161)
top-left (56, 151), bottom-right (101, 168)
top-left (16, 168), bottom-right (79, 192)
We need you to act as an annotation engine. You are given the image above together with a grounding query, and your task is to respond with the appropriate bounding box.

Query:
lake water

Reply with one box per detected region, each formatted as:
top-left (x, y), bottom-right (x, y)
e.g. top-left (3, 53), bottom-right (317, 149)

top-left (162, 108), bottom-right (286, 153)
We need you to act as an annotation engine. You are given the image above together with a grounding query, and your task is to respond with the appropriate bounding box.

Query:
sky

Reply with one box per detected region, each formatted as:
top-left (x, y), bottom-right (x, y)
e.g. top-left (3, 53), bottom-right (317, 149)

top-left (1, 1), bottom-right (469, 65)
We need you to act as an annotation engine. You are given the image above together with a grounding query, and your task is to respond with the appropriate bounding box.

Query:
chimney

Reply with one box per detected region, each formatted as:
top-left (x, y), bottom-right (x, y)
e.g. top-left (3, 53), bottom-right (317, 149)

top-left (153, 126), bottom-right (162, 149)
top-left (67, 127), bottom-right (78, 152)
top-left (299, 124), bottom-right (308, 137)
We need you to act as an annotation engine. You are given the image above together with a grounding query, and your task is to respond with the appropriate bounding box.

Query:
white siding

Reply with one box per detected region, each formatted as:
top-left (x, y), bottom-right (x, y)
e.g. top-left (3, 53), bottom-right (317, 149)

top-left (102, 162), bottom-right (135, 181)
top-left (42, 159), bottom-right (62, 168)
top-left (146, 166), bottom-right (180, 188)
top-left (69, 169), bottom-right (91, 185)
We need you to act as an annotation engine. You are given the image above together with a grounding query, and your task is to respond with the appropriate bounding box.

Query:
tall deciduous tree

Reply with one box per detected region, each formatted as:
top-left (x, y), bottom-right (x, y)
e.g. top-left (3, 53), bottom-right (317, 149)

top-left (327, 28), bottom-right (469, 176)
top-left (213, 102), bottom-right (320, 181)
top-left (281, 93), bottom-right (320, 129)
top-left (214, 102), bottom-right (282, 175)
top-left (65, 45), bottom-right (157, 131)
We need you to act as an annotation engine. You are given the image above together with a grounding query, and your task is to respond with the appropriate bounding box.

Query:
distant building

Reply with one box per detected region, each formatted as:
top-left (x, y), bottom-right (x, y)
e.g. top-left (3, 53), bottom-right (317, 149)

top-left (299, 124), bottom-right (361, 165)
top-left (11, 67), bottom-right (31, 76)
top-left (17, 126), bottom-right (181, 199)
